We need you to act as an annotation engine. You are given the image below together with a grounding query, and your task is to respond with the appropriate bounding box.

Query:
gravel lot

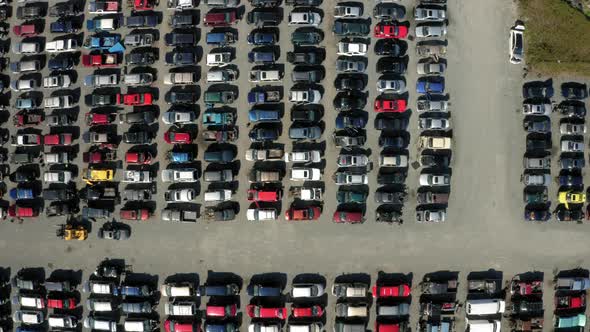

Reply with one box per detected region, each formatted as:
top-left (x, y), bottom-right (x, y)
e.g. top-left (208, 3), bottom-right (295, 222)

top-left (2, 0), bottom-right (590, 330)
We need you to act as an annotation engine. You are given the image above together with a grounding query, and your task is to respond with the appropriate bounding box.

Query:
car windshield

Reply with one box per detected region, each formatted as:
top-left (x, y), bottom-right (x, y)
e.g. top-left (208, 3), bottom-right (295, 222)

top-left (515, 34), bottom-right (523, 53)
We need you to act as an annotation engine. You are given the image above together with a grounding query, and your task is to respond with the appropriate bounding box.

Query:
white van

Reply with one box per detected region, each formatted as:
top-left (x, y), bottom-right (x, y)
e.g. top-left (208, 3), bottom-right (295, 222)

top-left (86, 298), bottom-right (115, 312)
top-left (465, 320), bottom-right (501, 332)
top-left (44, 95), bottom-right (74, 109)
top-left (335, 303), bottom-right (368, 318)
top-left (288, 323), bottom-right (322, 332)
top-left (160, 283), bottom-right (194, 297)
top-left (14, 295), bottom-right (44, 309)
top-left (48, 315), bottom-right (77, 329)
top-left (43, 171), bottom-right (73, 184)
top-left (124, 319), bottom-right (157, 332)
top-left (466, 300), bottom-right (505, 315)
top-left (84, 317), bottom-right (118, 332)
top-left (204, 189), bottom-right (232, 202)
top-left (249, 323), bottom-right (280, 332)
top-left (164, 301), bottom-right (197, 316)
top-left (164, 72), bottom-right (197, 85)
top-left (11, 60), bottom-right (41, 73)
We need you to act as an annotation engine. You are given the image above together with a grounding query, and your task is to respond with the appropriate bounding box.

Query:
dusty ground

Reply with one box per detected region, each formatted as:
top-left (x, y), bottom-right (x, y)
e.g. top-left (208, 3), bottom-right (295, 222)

top-left (1, 0), bottom-right (590, 331)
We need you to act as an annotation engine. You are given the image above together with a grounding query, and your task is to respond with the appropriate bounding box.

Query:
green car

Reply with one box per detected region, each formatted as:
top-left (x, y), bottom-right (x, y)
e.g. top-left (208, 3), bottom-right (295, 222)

top-left (555, 314), bottom-right (586, 328)
top-left (291, 31), bottom-right (322, 46)
top-left (336, 190), bottom-right (367, 204)
top-left (523, 188), bottom-right (548, 204)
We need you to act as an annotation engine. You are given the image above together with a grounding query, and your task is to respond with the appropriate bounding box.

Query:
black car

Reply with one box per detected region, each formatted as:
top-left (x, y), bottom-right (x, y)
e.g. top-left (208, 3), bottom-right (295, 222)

top-left (561, 82), bottom-right (587, 99)
top-left (13, 169), bottom-right (39, 183)
top-left (48, 56), bottom-right (75, 70)
top-left (169, 13), bottom-right (199, 27)
top-left (375, 116), bottom-right (409, 130)
top-left (166, 90), bottom-right (199, 104)
top-left (526, 135), bottom-right (551, 151)
top-left (49, 2), bottom-right (80, 17)
top-left (285, 0), bottom-right (321, 5)
top-left (17, 4), bottom-right (45, 19)
top-left (287, 50), bottom-right (324, 65)
top-left (334, 74), bottom-right (366, 91)
top-left (46, 202), bottom-right (79, 217)
top-left (250, 0), bottom-right (281, 7)
top-left (556, 206), bottom-right (584, 222)
top-left (98, 222), bottom-right (131, 240)
top-left (377, 57), bottom-right (407, 74)
top-left (127, 14), bottom-right (159, 28)
top-left (558, 100), bottom-right (586, 118)
top-left (373, 3), bottom-right (406, 20)
top-left (379, 134), bottom-right (408, 148)
top-left (125, 49), bottom-right (156, 65)
top-left (43, 188), bottom-right (75, 201)
top-left (291, 108), bottom-right (320, 122)
top-left (377, 171), bottom-right (406, 185)
top-left (123, 130), bottom-right (152, 144)
top-left (523, 116), bottom-right (551, 133)
top-left (247, 9), bottom-right (282, 26)
top-left (522, 84), bottom-right (553, 99)
top-left (375, 40), bottom-right (404, 56)
top-left (165, 30), bottom-right (198, 46)
top-left (165, 51), bottom-right (198, 65)
top-left (420, 154), bottom-right (450, 168)
top-left (524, 207), bottom-right (550, 222)
top-left (333, 91), bottom-right (366, 111)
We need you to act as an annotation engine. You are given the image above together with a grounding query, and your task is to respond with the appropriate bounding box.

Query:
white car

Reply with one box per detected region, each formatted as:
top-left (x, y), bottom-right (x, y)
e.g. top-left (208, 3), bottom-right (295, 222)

top-left (44, 95), bottom-right (75, 109)
top-left (162, 111), bottom-right (195, 124)
top-left (414, 6), bottom-right (446, 21)
top-left (419, 118), bottom-right (450, 130)
top-left (376, 79), bottom-right (406, 92)
top-left (509, 23), bottom-right (525, 64)
top-left (165, 189), bottom-right (196, 202)
top-left (415, 24), bottom-right (447, 37)
top-left (10, 78), bottom-right (37, 91)
top-left (45, 39), bottom-right (78, 53)
top-left (291, 283), bottom-right (325, 297)
top-left (288, 11), bottom-right (322, 27)
top-left (522, 102), bottom-right (552, 116)
top-left (284, 151), bottom-right (321, 163)
top-left (249, 323), bottom-right (280, 332)
top-left (43, 74), bottom-right (71, 89)
top-left (289, 89), bottom-right (322, 104)
top-left (561, 139), bottom-right (584, 152)
top-left (13, 310), bottom-right (44, 325)
top-left (560, 122), bottom-right (586, 135)
top-left (290, 168), bottom-right (321, 181)
top-left (417, 62), bottom-right (446, 75)
top-left (246, 208), bottom-right (277, 221)
top-left (337, 41), bottom-right (368, 56)
top-left (44, 171), bottom-right (73, 184)
top-left (334, 4), bottom-right (362, 18)
top-left (419, 173), bottom-right (450, 186)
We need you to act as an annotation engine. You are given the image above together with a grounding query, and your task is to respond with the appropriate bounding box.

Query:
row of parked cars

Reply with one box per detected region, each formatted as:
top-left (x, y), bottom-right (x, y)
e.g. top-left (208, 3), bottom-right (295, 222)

top-left (521, 81), bottom-right (588, 222)
top-left (413, 0), bottom-right (451, 223)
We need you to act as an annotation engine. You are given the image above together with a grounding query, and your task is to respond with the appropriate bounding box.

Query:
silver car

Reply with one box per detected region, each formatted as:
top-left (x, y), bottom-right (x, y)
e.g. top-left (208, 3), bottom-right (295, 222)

top-left (416, 209), bottom-right (446, 223)
top-left (419, 118), bottom-right (450, 130)
top-left (417, 62), bottom-right (446, 75)
top-left (376, 78), bottom-right (406, 92)
top-left (419, 173), bottom-right (450, 186)
top-left (337, 154), bottom-right (369, 167)
top-left (336, 59), bottom-right (366, 73)
top-left (560, 122), bottom-right (586, 135)
top-left (414, 5), bottom-right (446, 21)
top-left (561, 139), bottom-right (584, 152)
top-left (415, 23), bottom-right (447, 38)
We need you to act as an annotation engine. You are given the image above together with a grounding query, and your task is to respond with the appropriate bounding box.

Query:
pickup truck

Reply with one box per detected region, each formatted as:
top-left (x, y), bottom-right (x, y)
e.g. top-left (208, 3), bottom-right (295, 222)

top-left (162, 209), bottom-right (198, 223)
top-left (45, 39), bottom-right (77, 53)
top-left (204, 207), bottom-right (236, 221)
top-left (83, 35), bottom-right (120, 50)
top-left (167, 0), bottom-right (197, 10)
top-left (290, 187), bottom-right (322, 201)
top-left (417, 191), bottom-right (449, 204)
top-left (419, 136), bottom-right (452, 150)
top-left (122, 170), bottom-right (152, 183)
top-left (206, 52), bottom-right (231, 66)
top-left (161, 169), bottom-right (199, 183)
top-left (287, 51), bottom-right (319, 65)
top-left (202, 111), bottom-right (234, 125)
top-left (245, 148), bottom-right (284, 161)
top-left (87, 17), bottom-right (118, 31)
top-left (248, 170), bottom-right (281, 183)
top-left (124, 33), bottom-right (154, 47)
top-left (82, 53), bottom-right (119, 67)
top-left (84, 74), bottom-right (118, 87)
top-left (249, 70), bottom-right (281, 82)
top-left (88, 0), bottom-right (119, 14)
top-left (247, 90), bottom-right (281, 104)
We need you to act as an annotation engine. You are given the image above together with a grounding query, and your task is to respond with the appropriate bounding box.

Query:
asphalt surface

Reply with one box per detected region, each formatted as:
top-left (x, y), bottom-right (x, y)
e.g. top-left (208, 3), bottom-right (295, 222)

top-left (2, 0), bottom-right (590, 331)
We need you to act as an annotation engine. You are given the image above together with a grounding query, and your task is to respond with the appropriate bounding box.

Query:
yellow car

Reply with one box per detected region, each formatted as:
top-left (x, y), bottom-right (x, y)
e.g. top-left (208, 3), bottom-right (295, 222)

top-left (558, 191), bottom-right (586, 209)
top-left (82, 168), bottom-right (114, 184)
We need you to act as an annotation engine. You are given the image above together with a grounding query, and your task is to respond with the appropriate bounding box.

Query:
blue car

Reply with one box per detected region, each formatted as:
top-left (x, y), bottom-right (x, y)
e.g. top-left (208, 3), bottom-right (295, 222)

top-left (247, 31), bottom-right (276, 45)
top-left (205, 323), bottom-right (237, 332)
top-left (559, 175), bottom-right (583, 187)
top-left (335, 113), bottom-right (367, 129)
top-left (416, 77), bottom-right (445, 94)
top-left (9, 188), bottom-right (35, 200)
top-left (248, 109), bottom-right (281, 122)
top-left (120, 284), bottom-right (153, 297)
top-left (247, 284), bottom-right (282, 297)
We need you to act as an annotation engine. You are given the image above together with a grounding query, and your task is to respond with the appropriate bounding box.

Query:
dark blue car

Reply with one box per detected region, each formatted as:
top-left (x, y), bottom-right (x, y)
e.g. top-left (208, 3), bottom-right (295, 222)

top-left (9, 188), bottom-right (34, 200)
top-left (559, 175), bottom-right (583, 187)
top-left (249, 127), bottom-right (279, 142)
top-left (416, 77), bottom-right (445, 94)
top-left (247, 31), bottom-right (276, 45)
top-left (335, 113), bottom-right (367, 129)
top-left (246, 284), bottom-right (282, 297)
top-left (50, 20), bottom-right (75, 33)
top-left (120, 284), bottom-right (153, 297)
top-left (524, 208), bottom-right (550, 222)
top-left (205, 323), bottom-right (237, 332)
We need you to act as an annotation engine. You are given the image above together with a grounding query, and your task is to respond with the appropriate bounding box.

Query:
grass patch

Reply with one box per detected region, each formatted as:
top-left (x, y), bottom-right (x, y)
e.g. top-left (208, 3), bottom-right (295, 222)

top-left (519, 0), bottom-right (590, 76)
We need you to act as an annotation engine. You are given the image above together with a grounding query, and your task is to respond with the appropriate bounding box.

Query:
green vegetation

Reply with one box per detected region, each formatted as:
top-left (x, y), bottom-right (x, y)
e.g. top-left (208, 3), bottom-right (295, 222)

top-left (519, 0), bottom-right (590, 76)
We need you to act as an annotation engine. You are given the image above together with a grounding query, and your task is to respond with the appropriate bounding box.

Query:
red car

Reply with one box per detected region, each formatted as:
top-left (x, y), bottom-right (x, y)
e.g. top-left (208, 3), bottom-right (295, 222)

top-left (374, 99), bottom-right (407, 113)
top-left (120, 209), bottom-right (151, 221)
top-left (82, 53), bottom-right (119, 67)
top-left (46, 297), bottom-right (77, 309)
top-left (285, 206), bottom-right (321, 221)
top-left (206, 304), bottom-right (238, 318)
top-left (374, 23), bottom-right (408, 39)
top-left (246, 305), bottom-right (287, 319)
top-left (8, 205), bottom-right (39, 218)
top-left (133, 0), bottom-right (155, 10)
top-left (332, 210), bottom-right (363, 224)
top-left (125, 152), bottom-right (152, 165)
top-left (555, 294), bottom-right (585, 310)
top-left (165, 320), bottom-right (200, 332)
top-left (372, 284), bottom-right (411, 298)
top-left (117, 93), bottom-right (153, 106)
top-left (86, 112), bottom-right (116, 126)
top-left (164, 131), bottom-right (193, 144)
top-left (203, 10), bottom-right (237, 26)
top-left (291, 305), bottom-right (324, 318)
top-left (13, 24), bottom-right (38, 37)
top-left (247, 190), bottom-right (282, 202)
top-left (376, 322), bottom-right (403, 332)
top-left (83, 150), bottom-right (116, 164)
top-left (44, 133), bottom-right (73, 146)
